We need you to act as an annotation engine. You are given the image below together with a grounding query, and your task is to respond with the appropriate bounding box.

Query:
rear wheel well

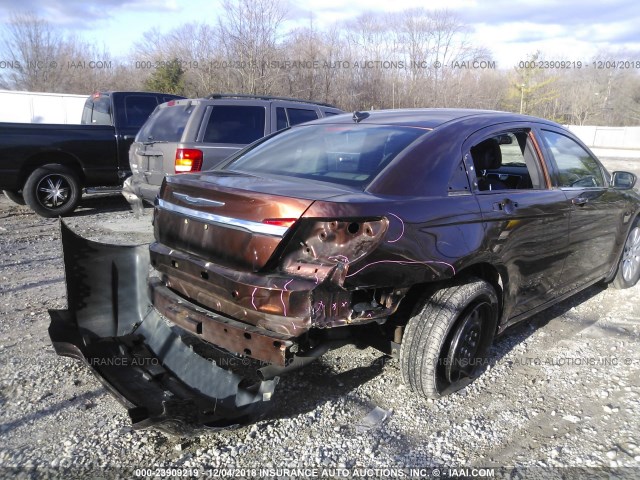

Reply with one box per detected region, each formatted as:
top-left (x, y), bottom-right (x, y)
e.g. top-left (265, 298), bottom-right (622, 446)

top-left (19, 152), bottom-right (85, 188)
top-left (390, 263), bottom-right (505, 336)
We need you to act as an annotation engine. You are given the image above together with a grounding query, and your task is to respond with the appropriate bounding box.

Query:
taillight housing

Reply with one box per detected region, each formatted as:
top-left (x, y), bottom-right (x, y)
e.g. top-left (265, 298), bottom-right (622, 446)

top-left (276, 218), bottom-right (389, 285)
top-left (174, 148), bottom-right (203, 173)
top-left (262, 218), bottom-right (298, 228)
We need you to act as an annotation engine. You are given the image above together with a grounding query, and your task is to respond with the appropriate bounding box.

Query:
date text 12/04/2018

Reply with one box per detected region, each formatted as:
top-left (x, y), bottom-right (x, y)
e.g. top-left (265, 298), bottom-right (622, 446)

top-left (518, 60), bottom-right (640, 69)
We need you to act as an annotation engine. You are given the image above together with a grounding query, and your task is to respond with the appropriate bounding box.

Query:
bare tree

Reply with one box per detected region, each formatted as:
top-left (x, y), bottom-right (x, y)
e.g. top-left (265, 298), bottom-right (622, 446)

top-left (131, 23), bottom-right (222, 97)
top-left (0, 12), bottom-right (121, 94)
top-left (1, 12), bottom-right (73, 91)
top-left (217, 0), bottom-right (288, 94)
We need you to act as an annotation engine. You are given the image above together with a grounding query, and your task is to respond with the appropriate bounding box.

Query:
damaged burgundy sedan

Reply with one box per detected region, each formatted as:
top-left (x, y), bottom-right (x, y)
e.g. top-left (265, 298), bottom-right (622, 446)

top-left (49, 109), bottom-right (640, 431)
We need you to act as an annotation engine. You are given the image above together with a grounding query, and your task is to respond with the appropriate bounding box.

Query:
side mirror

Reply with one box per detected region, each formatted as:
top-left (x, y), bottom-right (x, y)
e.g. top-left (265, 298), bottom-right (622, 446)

top-left (611, 171), bottom-right (637, 189)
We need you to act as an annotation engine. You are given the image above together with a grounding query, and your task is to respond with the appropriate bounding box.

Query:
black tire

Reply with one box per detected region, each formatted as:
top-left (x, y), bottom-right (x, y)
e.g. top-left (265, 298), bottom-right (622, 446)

top-left (612, 219), bottom-right (640, 289)
top-left (23, 165), bottom-right (81, 218)
top-left (3, 190), bottom-right (26, 205)
top-left (400, 278), bottom-right (498, 398)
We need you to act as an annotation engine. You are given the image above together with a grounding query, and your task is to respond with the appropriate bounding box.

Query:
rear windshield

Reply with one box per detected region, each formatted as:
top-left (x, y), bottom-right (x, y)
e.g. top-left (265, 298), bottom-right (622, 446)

top-left (224, 124), bottom-right (426, 188)
top-left (136, 103), bottom-right (193, 142)
top-left (123, 95), bottom-right (160, 128)
top-left (81, 95), bottom-right (111, 125)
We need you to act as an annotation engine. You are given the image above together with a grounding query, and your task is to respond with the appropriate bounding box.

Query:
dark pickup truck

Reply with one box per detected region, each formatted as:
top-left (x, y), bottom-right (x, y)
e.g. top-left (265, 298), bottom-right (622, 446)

top-left (0, 91), bottom-right (184, 217)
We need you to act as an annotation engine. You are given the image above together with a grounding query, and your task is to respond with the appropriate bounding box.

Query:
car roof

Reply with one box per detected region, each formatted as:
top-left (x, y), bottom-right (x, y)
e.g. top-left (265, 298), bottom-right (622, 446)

top-left (307, 108), bottom-right (562, 130)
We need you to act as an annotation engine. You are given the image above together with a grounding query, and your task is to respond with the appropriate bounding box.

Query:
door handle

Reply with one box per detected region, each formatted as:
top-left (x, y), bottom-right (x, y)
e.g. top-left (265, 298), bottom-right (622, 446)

top-left (493, 200), bottom-right (518, 212)
top-left (572, 197), bottom-right (589, 206)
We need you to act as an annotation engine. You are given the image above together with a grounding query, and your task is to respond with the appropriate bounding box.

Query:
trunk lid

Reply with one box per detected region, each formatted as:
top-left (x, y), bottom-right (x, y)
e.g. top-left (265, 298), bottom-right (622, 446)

top-left (155, 171), bottom-right (349, 271)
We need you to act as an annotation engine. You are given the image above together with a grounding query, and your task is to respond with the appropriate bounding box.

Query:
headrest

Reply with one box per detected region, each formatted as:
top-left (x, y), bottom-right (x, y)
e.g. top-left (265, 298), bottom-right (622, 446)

top-left (471, 138), bottom-right (502, 170)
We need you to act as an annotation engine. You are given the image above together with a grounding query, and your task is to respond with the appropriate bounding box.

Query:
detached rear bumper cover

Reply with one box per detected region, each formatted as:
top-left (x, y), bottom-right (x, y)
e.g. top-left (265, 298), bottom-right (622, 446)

top-left (48, 221), bottom-right (277, 433)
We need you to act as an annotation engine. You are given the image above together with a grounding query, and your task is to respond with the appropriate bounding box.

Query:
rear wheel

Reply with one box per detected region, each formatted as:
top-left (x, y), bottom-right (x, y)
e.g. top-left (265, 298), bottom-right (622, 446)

top-left (400, 278), bottom-right (498, 398)
top-left (3, 190), bottom-right (26, 205)
top-left (612, 219), bottom-right (640, 289)
top-left (23, 165), bottom-right (81, 218)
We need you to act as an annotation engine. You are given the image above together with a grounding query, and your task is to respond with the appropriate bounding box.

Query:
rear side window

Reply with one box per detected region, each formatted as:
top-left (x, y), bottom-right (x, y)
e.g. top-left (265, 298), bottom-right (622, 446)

top-left (275, 107), bottom-right (319, 131)
top-left (124, 95), bottom-right (160, 128)
top-left (287, 108), bottom-right (318, 126)
top-left (203, 105), bottom-right (266, 144)
top-left (469, 130), bottom-right (545, 191)
top-left (137, 103), bottom-right (193, 142)
top-left (276, 107), bottom-right (288, 131)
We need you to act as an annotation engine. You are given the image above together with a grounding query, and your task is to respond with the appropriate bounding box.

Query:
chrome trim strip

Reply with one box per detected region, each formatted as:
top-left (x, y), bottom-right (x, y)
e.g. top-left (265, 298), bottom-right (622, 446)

top-left (173, 192), bottom-right (226, 207)
top-left (157, 199), bottom-right (288, 237)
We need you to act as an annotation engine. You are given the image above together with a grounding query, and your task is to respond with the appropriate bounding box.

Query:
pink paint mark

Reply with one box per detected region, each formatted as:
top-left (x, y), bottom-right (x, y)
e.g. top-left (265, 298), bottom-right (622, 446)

top-left (345, 259), bottom-right (456, 278)
top-left (280, 291), bottom-right (286, 316)
top-left (341, 301), bottom-right (348, 308)
top-left (251, 287), bottom-right (258, 310)
top-left (314, 301), bottom-right (325, 315)
top-left (386, 212), bottom-right (405, 243)
top-left (280, 280), bottom-right (293, 317)
top-left (332, 302), bottom-right (337, 311)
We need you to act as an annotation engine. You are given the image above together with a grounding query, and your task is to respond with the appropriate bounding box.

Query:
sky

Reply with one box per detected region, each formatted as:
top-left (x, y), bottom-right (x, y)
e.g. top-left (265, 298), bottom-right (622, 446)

top-left (1, 0), bottom-right (640, 69)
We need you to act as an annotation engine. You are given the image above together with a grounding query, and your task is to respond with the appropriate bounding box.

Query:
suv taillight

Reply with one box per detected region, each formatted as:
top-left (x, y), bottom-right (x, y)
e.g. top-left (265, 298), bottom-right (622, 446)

top-left (175, 149), bottom-right (203, 173)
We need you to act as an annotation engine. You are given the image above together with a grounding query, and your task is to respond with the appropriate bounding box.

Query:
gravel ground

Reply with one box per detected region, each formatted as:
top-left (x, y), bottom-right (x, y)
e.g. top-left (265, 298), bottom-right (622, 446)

top-left (1, 157), bottom-right (640, 479)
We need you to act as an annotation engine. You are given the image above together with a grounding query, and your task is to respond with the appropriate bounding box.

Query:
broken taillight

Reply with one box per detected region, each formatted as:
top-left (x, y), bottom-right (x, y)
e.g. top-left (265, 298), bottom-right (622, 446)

top-left (276, 218), bottom-right (389, 284)
top-left (175, 148), bottom-right (203, 173)
top-left (262, 218), bottom-right (298, 228)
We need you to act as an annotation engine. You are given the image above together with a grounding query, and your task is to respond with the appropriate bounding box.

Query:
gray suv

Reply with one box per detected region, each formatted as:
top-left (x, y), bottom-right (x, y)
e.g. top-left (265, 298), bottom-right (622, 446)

top-left (124, 94), bottom-right (343, 204)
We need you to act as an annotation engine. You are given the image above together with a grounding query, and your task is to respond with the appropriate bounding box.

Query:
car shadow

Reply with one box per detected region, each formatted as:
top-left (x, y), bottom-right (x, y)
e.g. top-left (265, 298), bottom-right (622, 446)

top-left (263, 352), bottom-right (387, 422)
top-left (261, 281), bottom-right (615, 424)
top-left (0, 388), bottom-right (105, 436)
top-left (488, 282), bottom-right (610, 366)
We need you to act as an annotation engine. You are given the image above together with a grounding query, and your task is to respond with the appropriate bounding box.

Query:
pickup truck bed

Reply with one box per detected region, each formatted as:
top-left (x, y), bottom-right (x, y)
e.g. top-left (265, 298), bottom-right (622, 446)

top-left (0, 91), bottom-right (184, 217)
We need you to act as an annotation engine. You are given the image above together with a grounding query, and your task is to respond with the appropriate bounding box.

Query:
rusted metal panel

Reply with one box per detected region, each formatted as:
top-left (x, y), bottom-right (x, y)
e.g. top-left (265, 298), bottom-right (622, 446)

top-left (150, 280), bottom-right (295, 366)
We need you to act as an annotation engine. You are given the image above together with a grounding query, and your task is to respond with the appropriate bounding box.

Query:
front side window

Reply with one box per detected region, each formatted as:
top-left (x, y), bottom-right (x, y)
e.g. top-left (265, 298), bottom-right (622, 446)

top-left (203, 105), bottom-right (266, 144)
top-left (224, 124), bottom-right (425, 188)
top-left (540, 130), bottom-right (604, 188)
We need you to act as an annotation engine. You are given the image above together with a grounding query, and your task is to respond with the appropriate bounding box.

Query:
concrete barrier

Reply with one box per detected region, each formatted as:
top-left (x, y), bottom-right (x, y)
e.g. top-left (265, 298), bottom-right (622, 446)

top-left (566, 125), bottom-right (640, 158)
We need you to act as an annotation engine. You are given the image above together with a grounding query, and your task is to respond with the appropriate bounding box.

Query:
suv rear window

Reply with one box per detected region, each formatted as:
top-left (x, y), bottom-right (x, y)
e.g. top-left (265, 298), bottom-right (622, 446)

top-left (203, 105), bottom-right (266, 144)
top-left (225, 124), bottom-right (425, 188)
top-left (136, 103), bottom-right (193, 142)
